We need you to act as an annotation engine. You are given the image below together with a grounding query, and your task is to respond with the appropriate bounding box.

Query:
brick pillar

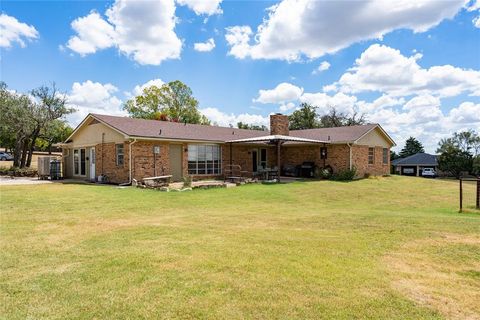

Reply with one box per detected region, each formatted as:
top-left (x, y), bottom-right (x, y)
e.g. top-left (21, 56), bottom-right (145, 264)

top-left (270, 114), bottom-right (289, 136)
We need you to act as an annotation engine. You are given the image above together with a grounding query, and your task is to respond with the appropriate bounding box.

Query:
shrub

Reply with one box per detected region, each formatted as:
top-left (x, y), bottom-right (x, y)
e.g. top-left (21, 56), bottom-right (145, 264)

top-left (316, 165), bottom-right (333, 179)
top-left (183, 175), bottom-right (192, 188)
top-left (0, 166), bottom-right (38, 177)
top-left (331, 167), bottom-right (357, 181)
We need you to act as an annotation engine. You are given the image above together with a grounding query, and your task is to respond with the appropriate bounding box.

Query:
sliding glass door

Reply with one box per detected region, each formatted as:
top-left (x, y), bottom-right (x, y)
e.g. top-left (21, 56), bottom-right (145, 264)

top-left (73, 148), bottom-right (86, 176)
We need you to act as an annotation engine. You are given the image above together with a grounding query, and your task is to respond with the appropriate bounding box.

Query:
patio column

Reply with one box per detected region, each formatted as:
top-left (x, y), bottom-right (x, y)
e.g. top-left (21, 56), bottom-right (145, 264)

top-left (276, 140), bottom-right (281, 183)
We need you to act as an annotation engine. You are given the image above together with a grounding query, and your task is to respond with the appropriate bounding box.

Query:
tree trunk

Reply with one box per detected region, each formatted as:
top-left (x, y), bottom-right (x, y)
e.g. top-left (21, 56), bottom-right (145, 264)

top-left (13, 137), bottom-right (24, 167)
top-left (26, 129), bottom-right (39, 167)
top-left (20, 138), bottom-right (29, 168)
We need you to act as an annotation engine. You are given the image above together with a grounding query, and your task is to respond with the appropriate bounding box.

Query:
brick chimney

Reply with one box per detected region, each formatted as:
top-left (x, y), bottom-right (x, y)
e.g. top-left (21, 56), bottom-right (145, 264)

top-left (270, 113), bottom-right (289, 136)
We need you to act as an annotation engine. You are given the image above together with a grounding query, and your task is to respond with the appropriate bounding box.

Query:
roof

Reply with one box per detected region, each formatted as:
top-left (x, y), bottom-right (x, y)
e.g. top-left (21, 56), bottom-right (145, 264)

top-left (85, 114), bottom-right (268, 142)
top-left (392, 153), bottom-right (438, 166)
top-left (290, 124), bottom-right (395, 144)
top-left (66, 113), bottom-right (395, 145)
top-left (226, 135), bottom-right (328, 144)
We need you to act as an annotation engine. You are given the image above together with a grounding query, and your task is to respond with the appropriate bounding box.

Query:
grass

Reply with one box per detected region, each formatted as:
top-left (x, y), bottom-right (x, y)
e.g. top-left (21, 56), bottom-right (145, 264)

top-left (1, 176), bottom-right (479, 319)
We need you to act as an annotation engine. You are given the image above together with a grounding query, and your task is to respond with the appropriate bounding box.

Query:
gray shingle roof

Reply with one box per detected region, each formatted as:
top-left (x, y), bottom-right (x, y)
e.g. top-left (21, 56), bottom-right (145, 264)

top-left (85, 114), bottom-right (389, 144)
top-left (392, 153), bottom-right (438, 166)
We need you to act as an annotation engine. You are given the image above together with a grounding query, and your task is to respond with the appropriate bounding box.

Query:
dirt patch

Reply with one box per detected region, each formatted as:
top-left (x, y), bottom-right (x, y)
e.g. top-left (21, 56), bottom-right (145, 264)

top-left (385, 234), bottom-right (480, 320)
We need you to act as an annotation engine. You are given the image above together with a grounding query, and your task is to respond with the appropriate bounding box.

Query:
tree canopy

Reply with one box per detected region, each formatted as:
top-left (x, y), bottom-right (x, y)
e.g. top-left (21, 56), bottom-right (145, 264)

top-left (437, 130), bottom-right (479, 177)
top-left (398, 137), bottom-right (425, 158)
top-left (237, 122), bottom-right (268, 131)
top-left (288, 104), bottom-right (366, 130)
top-left (124, 80), bottom-right (210, 125)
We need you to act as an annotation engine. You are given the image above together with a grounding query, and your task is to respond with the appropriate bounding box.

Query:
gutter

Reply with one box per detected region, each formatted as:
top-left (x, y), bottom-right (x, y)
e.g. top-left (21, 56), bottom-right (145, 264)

top-left (347, 143), bottom-right (353, 170)
top-left (127, 138), bottom-right (138, 185)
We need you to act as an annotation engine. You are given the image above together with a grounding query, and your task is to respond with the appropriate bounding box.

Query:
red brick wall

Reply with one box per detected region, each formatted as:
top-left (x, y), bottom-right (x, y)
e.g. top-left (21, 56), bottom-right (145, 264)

top-left (130, 141), bottom-right (171, 181)
top-left (281, 144), bottom-right (350, 173)
top-left (352, 145), bottom-right (390, 177)
top-left (95, 142), bottom-right (130, 184)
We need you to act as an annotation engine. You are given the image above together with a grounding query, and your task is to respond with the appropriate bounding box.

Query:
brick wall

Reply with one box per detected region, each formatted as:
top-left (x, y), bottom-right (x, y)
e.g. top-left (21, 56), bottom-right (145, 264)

top-left (352, 145), bottom-right (390, 177)
top-left (221, 144), bottom-right (276, 178)
top-left (95, 142), bottom-right (130, 184)
top-left (130, 141), bottom-right (171, 181)
top-left (270, 114), bottom-right (289, 136)
top-left (281, 144), bottom-right (350, 173)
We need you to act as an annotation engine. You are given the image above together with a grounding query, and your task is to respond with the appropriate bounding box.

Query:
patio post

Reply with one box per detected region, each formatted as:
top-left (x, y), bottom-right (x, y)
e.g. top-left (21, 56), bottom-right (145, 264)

top-left (276, 140), bottom-right (281, 183)
top-left (229, 142), bottom-right (232, 167)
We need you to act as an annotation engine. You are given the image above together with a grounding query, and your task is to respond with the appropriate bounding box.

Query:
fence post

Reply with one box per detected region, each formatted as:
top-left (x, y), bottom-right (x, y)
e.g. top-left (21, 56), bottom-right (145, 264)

top-left (477, 180), bottom-right (479, 209)
top-left (459, 178), bottom-right (463, 213)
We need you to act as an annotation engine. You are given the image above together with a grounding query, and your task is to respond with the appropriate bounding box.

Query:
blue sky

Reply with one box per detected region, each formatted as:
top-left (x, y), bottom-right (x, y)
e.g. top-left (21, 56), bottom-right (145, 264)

top-left (1, 0), bottom-right (479, 152)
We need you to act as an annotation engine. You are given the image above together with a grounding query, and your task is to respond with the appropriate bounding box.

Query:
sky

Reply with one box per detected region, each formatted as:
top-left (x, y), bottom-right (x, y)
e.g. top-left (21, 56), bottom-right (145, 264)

top-left (1, 0), bottom-right (479, 152)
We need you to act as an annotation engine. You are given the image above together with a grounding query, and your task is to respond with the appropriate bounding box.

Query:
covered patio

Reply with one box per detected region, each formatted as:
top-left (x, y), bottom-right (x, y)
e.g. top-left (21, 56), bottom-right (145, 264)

top-left (226, 135), bottom-right (329, 182)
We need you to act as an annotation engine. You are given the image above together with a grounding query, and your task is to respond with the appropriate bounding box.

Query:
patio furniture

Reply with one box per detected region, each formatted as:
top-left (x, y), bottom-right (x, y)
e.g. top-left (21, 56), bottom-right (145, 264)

top-left (224, 164), bottom-right (246, 183)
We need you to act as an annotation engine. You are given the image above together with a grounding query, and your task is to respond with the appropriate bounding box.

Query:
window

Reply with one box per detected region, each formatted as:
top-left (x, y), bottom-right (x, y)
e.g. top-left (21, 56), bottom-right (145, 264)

top-left (116, 144), bottom-right (124, 166)
top-left (188, 144), bottom-right (221, 175)
top-left (260, 148), bottom-right (267, 169)
top-left (382, 148), bottom-right (388, 164)
top-left (368, 147), bottom-right (375, 165)
top-left (73, 148), bottom-right (86, 176)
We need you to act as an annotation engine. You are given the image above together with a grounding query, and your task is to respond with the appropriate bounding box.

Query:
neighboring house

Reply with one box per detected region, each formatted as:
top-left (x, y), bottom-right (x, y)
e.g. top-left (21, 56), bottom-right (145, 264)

top-left (392, 152), bottom-right (438, 176)
top-left (59, 113), bottom-right (396, 184)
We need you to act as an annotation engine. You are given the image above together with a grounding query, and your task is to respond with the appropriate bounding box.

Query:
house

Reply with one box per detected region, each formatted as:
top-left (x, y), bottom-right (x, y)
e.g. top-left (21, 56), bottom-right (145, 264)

top-left (392, 152), bottom-right (438, 176)
top-left (59, 113), bottom-right (396, 184)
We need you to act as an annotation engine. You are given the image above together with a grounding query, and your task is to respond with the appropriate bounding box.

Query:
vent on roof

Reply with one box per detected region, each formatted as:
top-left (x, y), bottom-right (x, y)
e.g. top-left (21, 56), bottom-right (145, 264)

top-left (328, 135), bottom-right (331, 141)
top-left (159, 129), bottom-right (162, 135)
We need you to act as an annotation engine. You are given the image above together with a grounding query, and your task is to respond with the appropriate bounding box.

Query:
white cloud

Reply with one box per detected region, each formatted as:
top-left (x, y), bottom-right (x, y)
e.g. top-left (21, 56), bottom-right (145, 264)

top-left (177, 0), bottom-right (222, 15)
top-left (336, 44), bottom-right (480, 97)
top-left (254, 82), bottom-right (304, 104)
top-left (300, 92), bottom-right (359, 114)
top-left (312, 61), bottom-right (330, 74)
top-left (473, 16), bottom-right (480, 28)
top-left (66, 0), bottom-right (182, 65)
top-left (279, 102), bottom-right (296, 112)
top-left (194, 38), bottom-right (215, 52)
top-left (225, 0), bottom-right (464, 61)
top-left (448, 101), bottom-right (480, 124)
top-left (0, 13), bottom-right (38, 48)
top-left (200, 107), bottom-right (269, 127)
top-left (131, 79), bottom-right (165, 96)
top-left (66, 11), bottom-right (116, 56)
top-left (66, 80), bottom-right (125, 125)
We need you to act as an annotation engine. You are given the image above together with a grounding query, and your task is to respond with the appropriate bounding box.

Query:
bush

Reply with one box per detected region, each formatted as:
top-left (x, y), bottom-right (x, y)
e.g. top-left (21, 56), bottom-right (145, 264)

top-left (183, 175), bottom-right (192, 188)
top-left (331, 167), bottom-right (357, 181)
top-left (315, 165), bottom-right (333, 179)
top-left (0, 166), bottom-right (38, 177)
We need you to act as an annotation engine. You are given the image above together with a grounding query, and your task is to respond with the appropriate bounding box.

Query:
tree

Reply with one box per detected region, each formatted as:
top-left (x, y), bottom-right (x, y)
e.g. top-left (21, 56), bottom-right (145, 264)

top-left (473, 155), bottom-right (480, 177)
top-left (399, 137), bottom-right (425, 158)
top-left (390, 150), bottom-right (399, 161)
top-left (35, 120), bottom-right (73, 153)
top-left (124, 80), bottom-right (210, 125)
top-left (319, 107), bottom-right (366, 128)
top-left (436, 130), bottom-right (480, 177)
top-left (237, 122), bottom-right (268, 131)
top-left (288, 103), bottom-right (319, 130)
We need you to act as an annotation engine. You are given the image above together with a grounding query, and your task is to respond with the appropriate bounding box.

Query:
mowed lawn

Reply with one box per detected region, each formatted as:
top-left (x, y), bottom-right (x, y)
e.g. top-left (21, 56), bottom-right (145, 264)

top-left (1, 176), bottom-right (479, 319)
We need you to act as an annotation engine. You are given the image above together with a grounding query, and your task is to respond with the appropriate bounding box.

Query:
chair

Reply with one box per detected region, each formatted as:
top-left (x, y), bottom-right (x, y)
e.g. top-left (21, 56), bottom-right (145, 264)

top-left (224, 164), bottom-right (245, 183)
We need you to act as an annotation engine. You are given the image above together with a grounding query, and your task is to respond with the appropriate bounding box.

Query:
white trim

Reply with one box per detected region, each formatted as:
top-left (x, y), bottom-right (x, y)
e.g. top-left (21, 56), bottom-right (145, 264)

top-left (128, 139), bottom-right (138, 184)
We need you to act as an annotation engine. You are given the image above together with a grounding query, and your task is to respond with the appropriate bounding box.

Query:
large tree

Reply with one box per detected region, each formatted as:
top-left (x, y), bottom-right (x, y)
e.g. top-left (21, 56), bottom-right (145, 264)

top-left (237, 122), bottom-right (268, 131)
top-left (319, 107), bottom-right (366, 127)
top-left (124, 80), bottom-right (210, 125)
top-left (35, 120), bottom-right (73, 154)
top-left (399, 137), bottom-right (425, 158)
top-left (437, 130), bottom-right (479, 177)
top-left (288, 103), bottom-right (319, 130)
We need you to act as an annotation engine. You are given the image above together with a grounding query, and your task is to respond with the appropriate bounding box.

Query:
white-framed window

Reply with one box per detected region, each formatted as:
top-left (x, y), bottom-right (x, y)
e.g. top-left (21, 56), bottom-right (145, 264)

top-left (73, 148), bottom-right (86, 176)
top-left (116, 144), bottom-right (124, 166)
top-left (368, 147), bottom-right (375, 165)
top-left (382, 148), bottom-right (388, 164)
top-left (188, 144), bottom-right (221, 175)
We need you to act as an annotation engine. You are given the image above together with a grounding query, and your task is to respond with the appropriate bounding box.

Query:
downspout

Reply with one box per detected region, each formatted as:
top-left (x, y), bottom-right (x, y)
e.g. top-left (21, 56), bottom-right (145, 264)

top-left (127, 138), bottom-right (138, 185)
top-left (347, 143), bottom-right (353, 170)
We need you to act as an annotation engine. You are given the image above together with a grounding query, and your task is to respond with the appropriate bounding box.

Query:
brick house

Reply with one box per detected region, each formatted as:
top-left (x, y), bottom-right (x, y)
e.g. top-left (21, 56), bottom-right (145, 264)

top-left (60, 113), bottom-right (395, 184)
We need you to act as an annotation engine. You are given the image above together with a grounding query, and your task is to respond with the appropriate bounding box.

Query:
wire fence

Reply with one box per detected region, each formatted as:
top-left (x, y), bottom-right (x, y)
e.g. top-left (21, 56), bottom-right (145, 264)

top-left (459, 178), bottom-right (480, 212)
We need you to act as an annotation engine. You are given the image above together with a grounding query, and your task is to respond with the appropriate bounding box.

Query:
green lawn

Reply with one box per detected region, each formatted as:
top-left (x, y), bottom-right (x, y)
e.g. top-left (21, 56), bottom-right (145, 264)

top-left (1, 176), bottom-right (479, 319)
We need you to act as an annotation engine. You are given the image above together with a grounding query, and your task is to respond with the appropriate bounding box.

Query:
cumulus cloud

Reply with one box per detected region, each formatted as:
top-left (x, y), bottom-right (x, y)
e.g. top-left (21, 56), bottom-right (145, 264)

top-left (336, 44), bottom-right (480, 97)
top-left (254, 82), bottom-right (304, 104)
top-left (225, 0), bottom-right (464, 61)
top-left (200, 107), bottom-right (269, 127)
top-left (194, 38), bottom-right (215, 52)
top-left (66, 0), bottom-right (182, 65)
top-left (177, 0), bottom-right (222, 15)
top-left (66, 80), bottom-right (125, 125)
top-left (312, 61), bottom-right (330, 74)
top-left (0, 13), bottom-right (39, 48)
top-left (66, 11), bottom-right (116, 55)
top-left (130, 79), bottom-right (165, 97)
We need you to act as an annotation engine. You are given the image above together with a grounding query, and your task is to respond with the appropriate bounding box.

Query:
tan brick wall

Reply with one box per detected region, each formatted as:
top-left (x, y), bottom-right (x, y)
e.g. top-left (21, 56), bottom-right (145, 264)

top-left (95, 142), bottom-right (130, 184)
top-left (270, 114), bottom-right (289, 136)
top-left (352, 145), bottom-right (390, 177)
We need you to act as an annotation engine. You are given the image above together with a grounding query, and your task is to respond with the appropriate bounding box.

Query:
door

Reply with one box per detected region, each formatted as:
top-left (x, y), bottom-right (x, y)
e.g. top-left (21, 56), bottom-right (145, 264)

top-left (252, 150), bottom-right (258, 172)
top-left (169, 144), bottom-right (183, 181)
top-left (89, 148), bottom-right (96, 180)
